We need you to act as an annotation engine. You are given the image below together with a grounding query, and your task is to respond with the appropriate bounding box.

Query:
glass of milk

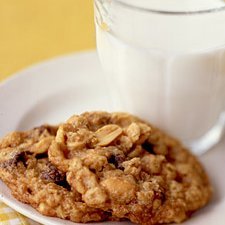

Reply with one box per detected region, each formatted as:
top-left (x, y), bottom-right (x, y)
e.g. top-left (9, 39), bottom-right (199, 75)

top-left (94, 0), bottom-right (225, 155)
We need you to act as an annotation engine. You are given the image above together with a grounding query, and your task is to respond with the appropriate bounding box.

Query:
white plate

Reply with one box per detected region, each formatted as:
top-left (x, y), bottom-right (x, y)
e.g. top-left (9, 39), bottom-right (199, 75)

top-left (0, 51), bottom-right (224, 225)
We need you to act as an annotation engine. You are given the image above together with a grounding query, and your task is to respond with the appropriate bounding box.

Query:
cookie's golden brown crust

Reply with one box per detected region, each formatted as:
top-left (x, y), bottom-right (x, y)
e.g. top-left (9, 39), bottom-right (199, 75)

top-left (48, 112), bottom-right (212, 225)
top-left (0, 113), bottom-right (212, 225)
top-left (0, 125), bottom-right (110, 223)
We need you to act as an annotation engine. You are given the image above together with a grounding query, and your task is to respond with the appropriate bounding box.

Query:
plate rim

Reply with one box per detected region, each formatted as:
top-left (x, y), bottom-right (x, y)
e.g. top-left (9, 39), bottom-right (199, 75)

top-left (0, 49), bottom-right (96, 87)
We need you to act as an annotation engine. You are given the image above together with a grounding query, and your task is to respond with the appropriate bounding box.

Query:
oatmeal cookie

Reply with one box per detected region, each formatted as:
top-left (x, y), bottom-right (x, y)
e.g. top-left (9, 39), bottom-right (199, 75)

top-left (0, 125), bottom-right (110, 223)
top-left (49, 112), bottom-right (212, 225)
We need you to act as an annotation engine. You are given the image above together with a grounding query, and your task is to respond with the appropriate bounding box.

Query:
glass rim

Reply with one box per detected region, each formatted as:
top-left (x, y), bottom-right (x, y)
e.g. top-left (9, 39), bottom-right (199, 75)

top-left (114, 0), bottom-right (225, 15)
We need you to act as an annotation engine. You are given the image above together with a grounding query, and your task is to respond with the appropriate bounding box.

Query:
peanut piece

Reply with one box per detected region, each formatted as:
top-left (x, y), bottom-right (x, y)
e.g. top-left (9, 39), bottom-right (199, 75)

top-left (96, 124), bottom-right (122, 146)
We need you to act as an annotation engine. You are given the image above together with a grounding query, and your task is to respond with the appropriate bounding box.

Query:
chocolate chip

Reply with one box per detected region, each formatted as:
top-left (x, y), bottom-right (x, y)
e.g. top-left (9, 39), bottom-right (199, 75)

top-left (108, 155), bottom-right (116, 165)
top-left (35, 153), bottom-right (48, 159)
top-left (58, 180), bottom-right (71, 191)
top-left (27, 188), bottom-right (32, 194)
top-left (40, 163), bottom-right (71, 190)
top-left (104, 211), bottom-right (113, 218)
top-left (175, 172), bottom-right (183, 183)
top-left (41, 163), bottom-right (66, 184)
top-left (33, 125), bottom-right (46, 134)
top-left (13, 151), bottom-right (28, 164)
top-left (154, 190), bottom-right (165, 202)
top-left (33, 125), bottom-right (58, 136)
top-left (0, 151), bottom-right (28, 169)
top-left (108, 154), bottom-right (125, 170)
top-left (142, 142), bottom-right (155, 154)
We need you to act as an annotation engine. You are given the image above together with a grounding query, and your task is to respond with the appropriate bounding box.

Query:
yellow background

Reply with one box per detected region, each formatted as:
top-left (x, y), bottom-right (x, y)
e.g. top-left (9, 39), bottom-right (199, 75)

top-left (0, 1), bottom-right (95, 223)
top-left (0, 0), bottom-right (95, 81)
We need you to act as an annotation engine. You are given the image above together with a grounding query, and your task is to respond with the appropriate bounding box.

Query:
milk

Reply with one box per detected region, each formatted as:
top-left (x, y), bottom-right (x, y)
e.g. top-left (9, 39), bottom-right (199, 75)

top-left (116, 0), bottom-right (225, 12)
top-left (95, 0), bottom-right (225, 144)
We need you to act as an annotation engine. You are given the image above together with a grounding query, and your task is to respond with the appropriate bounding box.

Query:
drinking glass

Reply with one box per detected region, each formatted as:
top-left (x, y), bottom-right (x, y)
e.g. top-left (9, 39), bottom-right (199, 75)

top-left (94, 0), bottom-right (225, 154)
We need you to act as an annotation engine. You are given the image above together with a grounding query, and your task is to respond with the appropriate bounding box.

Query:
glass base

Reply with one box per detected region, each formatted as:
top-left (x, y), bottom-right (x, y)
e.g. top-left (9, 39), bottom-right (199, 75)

top-left (185, 112), bottom-right (225, 155)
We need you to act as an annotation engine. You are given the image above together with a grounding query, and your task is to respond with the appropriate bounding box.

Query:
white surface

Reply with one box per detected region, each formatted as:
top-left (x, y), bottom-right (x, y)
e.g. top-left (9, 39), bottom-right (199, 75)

top-left (0, 51), bottom-right (224, 225)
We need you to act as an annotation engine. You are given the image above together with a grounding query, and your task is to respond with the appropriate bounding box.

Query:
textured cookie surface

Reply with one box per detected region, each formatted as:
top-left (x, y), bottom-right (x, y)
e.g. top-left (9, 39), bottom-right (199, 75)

top-left (0, 125), bottom-right (110, 223)
top-left (48, 112), bottom-right (212, 225)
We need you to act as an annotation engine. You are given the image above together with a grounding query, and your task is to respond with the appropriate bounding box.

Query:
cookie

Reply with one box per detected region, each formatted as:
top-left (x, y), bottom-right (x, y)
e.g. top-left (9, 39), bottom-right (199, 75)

top-left (48, 112), bottom-right (212, 225)
top-left (0, 125), bottom-right (111, 223)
